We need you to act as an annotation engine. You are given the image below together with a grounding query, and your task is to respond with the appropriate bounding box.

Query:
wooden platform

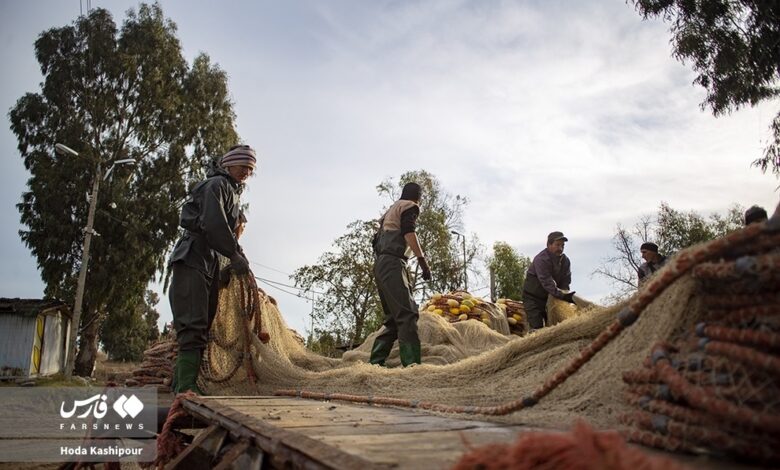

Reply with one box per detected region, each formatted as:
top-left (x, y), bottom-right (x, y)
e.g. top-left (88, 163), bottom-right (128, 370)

top-left (175, 395), bottom-right (763, 470)
top-left (179, 395), bottom-right (542, 469)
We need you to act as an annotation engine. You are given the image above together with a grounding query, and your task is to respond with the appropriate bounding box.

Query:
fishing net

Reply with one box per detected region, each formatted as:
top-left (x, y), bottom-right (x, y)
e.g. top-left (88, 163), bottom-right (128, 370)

top-left (620, 229), bottom-right (780, 462)
top-left (139, 206), bottom-right (778, 464)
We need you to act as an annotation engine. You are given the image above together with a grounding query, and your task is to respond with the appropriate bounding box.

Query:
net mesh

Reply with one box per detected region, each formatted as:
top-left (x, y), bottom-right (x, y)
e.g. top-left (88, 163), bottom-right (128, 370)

top-left (135, 212), bottom-right (778, 464)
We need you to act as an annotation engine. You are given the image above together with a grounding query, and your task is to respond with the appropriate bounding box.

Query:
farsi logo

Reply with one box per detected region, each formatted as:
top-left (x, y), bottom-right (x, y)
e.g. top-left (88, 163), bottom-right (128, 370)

top-left (60, 394), bottom-right (109, 419)
top-left (113, 394), bottom-right (144, 419)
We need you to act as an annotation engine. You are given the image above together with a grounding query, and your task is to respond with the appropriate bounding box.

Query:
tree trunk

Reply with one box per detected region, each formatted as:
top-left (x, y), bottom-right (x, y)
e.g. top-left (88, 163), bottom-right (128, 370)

top-left (74, 313), bottom-right (101, 377)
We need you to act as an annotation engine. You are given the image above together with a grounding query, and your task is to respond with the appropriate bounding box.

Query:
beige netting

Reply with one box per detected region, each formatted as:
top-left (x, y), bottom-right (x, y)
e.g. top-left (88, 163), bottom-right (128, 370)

top-left (195, 265), bottom-right (704, 432)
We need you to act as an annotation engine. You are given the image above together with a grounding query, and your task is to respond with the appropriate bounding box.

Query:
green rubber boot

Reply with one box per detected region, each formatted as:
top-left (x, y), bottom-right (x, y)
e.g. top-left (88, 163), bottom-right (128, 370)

top-left (369, 339), bottom-right (393, 367)
top-left (399, 341), bottom-right (421, 367)
top-left (175, 349), bottom-right (204, 395)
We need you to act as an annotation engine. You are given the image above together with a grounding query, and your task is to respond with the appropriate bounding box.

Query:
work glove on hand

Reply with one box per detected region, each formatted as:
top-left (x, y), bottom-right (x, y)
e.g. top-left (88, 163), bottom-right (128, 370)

top-left (229, 252), bottom-right (250, 275)
top-left (417, 256), bottom-right (432, 281)
top-left (561, 291), bottom-right (577, 304)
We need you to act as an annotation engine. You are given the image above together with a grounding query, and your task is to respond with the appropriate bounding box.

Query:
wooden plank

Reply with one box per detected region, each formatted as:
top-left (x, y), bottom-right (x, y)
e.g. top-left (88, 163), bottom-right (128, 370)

top-left (270, 421), bottom-right (493, 436)
top-left (212, 439), bottom-right (251, 470)
top-left (182, 396), bottom-right (390, 470)
top-left (164, 424), bottom-right (220, 470)
top-left (315, 427), bottom-right (525, 469)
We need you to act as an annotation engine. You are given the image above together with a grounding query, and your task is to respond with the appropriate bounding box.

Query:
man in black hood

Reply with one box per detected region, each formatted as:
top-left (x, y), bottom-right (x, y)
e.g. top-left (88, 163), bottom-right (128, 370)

top-left (369, 182), bottom-right (432, 367)
top-left (637, 242), bottom-right (667, 286)
top-left (168, 145), bottom-right (256, 394)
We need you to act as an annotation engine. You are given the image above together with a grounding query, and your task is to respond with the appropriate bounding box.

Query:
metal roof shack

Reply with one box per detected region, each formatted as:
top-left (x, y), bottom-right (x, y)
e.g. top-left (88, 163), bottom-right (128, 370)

top-left (0, 298), bottom-right (71, 378)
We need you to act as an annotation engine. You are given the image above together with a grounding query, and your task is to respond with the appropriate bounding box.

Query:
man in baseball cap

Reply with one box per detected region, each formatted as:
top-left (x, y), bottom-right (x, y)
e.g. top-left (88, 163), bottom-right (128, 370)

top-left (522, 231), bottom-right (575, 331)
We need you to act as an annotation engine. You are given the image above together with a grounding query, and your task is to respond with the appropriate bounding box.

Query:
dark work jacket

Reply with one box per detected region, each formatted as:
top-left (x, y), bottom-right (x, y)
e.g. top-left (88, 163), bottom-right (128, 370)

top-left (637, 255), bottom-right (667, 285)
top-left (169, 164), bottom-right (243, 276)
top-left (523, 248), bottom-right (571, 300)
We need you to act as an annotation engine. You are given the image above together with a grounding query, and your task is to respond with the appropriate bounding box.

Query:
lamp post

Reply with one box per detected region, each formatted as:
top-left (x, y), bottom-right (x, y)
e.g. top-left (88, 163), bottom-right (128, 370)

top-left (56, 143), bottom-right (135, 379)
top-left (450, 230), bottom-right (468, 292)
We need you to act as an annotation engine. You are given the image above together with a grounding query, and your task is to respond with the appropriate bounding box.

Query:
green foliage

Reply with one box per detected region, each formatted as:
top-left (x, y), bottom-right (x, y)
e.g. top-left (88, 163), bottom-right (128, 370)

top-left (306, 330), bottom-right (343, 358)
top-left (100, 290), bottom-right (161, 361)
top-left (656, 202), bottom-right (743, 254)
top-left (9, 3), bottom-right (238, 375)
top-left (632, 0), bottom-right (780, 175)
top-left (488, 242), bottom-right (530, 300)
top-left (293, 220), bottom-right (382, 347)
top-left (594, 202), bottom-right (744, 300)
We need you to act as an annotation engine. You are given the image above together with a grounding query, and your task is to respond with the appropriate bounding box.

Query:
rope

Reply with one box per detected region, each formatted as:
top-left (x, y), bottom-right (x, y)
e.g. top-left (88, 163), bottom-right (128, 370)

top-left (153, 391), bottom-right (196, 469)
top-left (200, 269), bottom-right (270, 390)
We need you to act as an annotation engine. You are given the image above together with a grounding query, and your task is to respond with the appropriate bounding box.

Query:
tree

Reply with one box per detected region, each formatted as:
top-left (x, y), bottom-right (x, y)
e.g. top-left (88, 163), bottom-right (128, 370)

top-left (488, 242), bottom-right (530, 301)
top-left (632, 1), bottom-right (780, 176)
top-left (101, 290), bottom-right (161, 361)
top-left (9, 4), bottom-right (238, 376)
top-left (293, 220), bottom-right (383, 348)
top-left (294, 170), bottom-right (483, 347)
top-left (306, 329), bottom-right (343, 358)
top-left (376, 170), bottom-right (482, 297)
top-left (593, 202), bottom-right (743, 300)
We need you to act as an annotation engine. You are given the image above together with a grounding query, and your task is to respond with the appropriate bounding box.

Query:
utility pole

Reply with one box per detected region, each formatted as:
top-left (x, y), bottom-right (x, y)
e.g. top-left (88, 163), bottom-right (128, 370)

top-left (56, 143), bottom-right (102, 379)
top-left (489, 267), bottom-right (496, 302)
top-left (450, 230), bottom-right (468, 292)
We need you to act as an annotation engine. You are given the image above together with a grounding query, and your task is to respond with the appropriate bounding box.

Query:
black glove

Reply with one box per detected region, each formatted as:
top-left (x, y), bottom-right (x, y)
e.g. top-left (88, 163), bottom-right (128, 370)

top-left (561, 291), bottom-right (577, 304)
top-left (229, 252), bottom-right (250, 275)
top-left (417, 256), bottom-right (432, 281)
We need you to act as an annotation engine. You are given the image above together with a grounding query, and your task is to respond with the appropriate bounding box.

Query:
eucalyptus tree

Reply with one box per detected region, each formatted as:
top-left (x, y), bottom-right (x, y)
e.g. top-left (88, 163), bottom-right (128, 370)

top-left (9, 4), bottom-right (238, 375)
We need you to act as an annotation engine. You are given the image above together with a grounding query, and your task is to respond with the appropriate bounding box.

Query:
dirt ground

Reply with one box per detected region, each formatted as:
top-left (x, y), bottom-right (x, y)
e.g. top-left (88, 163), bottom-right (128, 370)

top-left (92, 351), bottom-right (140, 385)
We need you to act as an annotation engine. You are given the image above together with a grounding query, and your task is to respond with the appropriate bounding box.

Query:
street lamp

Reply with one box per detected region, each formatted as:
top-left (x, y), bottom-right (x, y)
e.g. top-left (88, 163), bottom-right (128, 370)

top-left (450, 230), bottom-right (468, 292)
top-left (55, 143), bottom-right (135, 379)
top-left (103, 158), bottom-right (137, 181)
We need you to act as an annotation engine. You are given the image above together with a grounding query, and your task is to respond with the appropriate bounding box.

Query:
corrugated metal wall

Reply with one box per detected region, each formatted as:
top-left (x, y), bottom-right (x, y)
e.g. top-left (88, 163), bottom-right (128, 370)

top-left (0, 315), bottom-right (34, 375)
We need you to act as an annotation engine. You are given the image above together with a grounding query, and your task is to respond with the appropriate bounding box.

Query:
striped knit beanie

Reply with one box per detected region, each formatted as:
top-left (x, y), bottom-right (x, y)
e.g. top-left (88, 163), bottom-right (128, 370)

top-left (220, 145), bottom-right (257, 169)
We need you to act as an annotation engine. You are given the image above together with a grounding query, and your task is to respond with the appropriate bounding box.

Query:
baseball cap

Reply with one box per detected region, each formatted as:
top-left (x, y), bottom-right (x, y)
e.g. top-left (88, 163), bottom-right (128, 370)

top-left (547, 231), bottom-right (568, 244)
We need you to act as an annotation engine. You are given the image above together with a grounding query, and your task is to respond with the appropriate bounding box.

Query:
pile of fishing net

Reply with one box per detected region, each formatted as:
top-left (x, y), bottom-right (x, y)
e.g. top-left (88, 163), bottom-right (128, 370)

top-left (497, 298), bottom-right (528, 335)
top-left (125, 334), bottom-right (176, 392)
top-left (420, 291), bottom-right (510, 334)
top-left (620, 224), bottom-right (780, 463)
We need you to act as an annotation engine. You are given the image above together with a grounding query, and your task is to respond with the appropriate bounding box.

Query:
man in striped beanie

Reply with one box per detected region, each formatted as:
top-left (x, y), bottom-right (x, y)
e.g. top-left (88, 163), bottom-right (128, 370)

top-left (220, 145), bottom-right (257, 184)
top-left (168, 144), bottom-right (257, 394)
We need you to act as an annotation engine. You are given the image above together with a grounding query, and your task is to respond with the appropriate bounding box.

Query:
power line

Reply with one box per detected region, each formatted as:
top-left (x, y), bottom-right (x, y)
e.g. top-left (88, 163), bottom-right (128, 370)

top-left (254, 276), bottom-right (325, 296)
top-left (255, 277), bottom-right (310, 299)
top-left (250, 261), bottom-right (291, 277)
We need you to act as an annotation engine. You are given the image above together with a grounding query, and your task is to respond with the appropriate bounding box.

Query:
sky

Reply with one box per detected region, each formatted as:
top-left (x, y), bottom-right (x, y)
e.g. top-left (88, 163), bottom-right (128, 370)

top-left (1, 0), bottom-right (777, 338)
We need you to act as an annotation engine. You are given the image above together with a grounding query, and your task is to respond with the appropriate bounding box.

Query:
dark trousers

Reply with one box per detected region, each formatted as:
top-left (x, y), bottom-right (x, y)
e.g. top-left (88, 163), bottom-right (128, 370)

top-left (373, 255), bottom-right (420, 346)
top-left (522, 291), bottom-right (548, 329)
top-left (169, 261), bottom-right (219, 351)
